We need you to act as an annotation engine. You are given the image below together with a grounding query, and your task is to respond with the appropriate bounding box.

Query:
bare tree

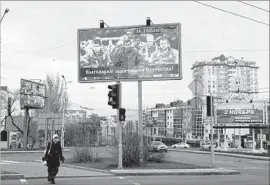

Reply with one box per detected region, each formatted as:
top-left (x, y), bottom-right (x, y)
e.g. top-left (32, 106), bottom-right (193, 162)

top-left (42, 73), bottom-right (70, 113)
top-left (0, 89), bottom-right (24, 134)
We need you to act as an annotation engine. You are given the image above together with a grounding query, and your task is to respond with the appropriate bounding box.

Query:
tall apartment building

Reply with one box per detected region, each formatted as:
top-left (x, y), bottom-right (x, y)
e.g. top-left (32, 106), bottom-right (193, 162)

top-left (191, 55), bottom-right (259, 99)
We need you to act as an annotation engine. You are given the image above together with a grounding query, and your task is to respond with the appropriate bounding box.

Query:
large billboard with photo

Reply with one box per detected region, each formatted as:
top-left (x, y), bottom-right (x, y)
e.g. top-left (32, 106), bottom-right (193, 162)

top-left (20, 79), bottom-right (46, 109)
top-left (216, 103), bottom-right (264, 124)
top-left (78, 23), bottom-right (181, 83)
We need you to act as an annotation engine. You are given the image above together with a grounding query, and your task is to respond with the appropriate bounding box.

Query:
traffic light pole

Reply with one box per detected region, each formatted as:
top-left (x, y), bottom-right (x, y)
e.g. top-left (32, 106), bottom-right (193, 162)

top-left (138, 80), bottom-right (143, 164)
top-left (210, 93), bottom-right (215, 168)
top-left (117, 81), bottom-right (123, 169)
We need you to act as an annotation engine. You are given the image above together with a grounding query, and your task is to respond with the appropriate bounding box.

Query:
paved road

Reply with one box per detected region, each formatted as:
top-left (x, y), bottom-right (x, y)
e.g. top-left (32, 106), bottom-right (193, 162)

top-left (166, 150), bottom-right (269, 185)
top-left (2, 175), bottom-right (270, 185)
top-left (1, 150), bottom-right (269, 185)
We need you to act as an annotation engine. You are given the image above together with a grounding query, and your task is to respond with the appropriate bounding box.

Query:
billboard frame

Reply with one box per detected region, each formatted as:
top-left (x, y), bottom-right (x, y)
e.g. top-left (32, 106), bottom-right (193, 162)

top-left (77, 22), bottom-right (182, 83)
top-left (20, 78), bottom-right (46, 110)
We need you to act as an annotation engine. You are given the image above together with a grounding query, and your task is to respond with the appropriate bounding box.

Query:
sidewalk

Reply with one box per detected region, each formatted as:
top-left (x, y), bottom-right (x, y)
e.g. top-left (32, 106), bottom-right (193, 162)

top-left (168, 148), bottom-right (269, 161)
top-left (0, 148), bottom-right (70, 154)
top-left (1, 161), bottom-right (113, 180)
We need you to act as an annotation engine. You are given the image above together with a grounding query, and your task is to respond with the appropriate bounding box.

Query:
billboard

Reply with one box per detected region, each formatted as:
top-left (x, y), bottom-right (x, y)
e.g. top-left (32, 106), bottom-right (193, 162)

top-left (78, 23), bottom-right (181, 83)
top-left (216, 103), bottom-right (264, 124)
top-left (20, 79), bottom-right (46, 109)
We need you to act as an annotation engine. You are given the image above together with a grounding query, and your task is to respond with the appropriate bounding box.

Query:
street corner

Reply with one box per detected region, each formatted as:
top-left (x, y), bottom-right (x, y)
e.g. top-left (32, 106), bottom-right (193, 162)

top-left (110, 168), bottom-right (241, 176)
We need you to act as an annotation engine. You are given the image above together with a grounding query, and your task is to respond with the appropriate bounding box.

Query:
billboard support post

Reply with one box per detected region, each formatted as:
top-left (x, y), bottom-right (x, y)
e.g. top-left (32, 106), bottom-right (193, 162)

top-left (224, 128), bottom-right (227, 151)
top-left (260, 128), bottom-right (263, 150)
top-left (252, 128), bottom-right (255, 152)
top-left (238, 128), bottom-right (242, 149)
top-left (210, 94), bottom-right (215, 168)
top-left (117, 81), bottom-right (123, 169)
top-left (138, 80), bottom-right (143, 164)
top-left (23, 107), bottom-right (29, 150)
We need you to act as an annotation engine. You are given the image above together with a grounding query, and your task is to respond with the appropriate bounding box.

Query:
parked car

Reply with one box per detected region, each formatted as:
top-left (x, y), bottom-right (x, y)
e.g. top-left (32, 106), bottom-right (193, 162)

top-left (172, 142), bottom-right (190, 149)
top-left (150, 141), bottom-right (168, 152)
top-left (201, 142), bottom-right (212, 149)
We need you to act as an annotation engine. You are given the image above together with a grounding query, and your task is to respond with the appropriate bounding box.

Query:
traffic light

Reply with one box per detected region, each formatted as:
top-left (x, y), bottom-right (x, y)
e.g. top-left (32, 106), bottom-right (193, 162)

top-left (119, 108), bottom-right (126, 121)
top-left (7, 97), bottom-right (12, 116)
top-left (108, 84), bottom-right (119, 109)
top-left (206, 96), bottom-right (212, 117)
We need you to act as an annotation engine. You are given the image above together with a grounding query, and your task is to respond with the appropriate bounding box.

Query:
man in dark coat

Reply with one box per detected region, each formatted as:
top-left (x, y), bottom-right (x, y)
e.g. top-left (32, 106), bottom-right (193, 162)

top-left (111, 36), bottom-right (148, 68)
top-left (42, 134), bottom-right (65, 184)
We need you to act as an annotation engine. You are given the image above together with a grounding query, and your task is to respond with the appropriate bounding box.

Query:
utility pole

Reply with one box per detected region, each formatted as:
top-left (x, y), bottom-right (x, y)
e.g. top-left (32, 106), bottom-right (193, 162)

top-left (138, 80), bottom-right (143, 164)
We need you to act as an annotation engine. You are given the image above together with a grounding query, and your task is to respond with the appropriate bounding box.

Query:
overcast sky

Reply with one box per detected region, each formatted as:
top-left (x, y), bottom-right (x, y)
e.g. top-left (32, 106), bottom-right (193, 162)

top-left (1, 1), bottom-right (269, 115)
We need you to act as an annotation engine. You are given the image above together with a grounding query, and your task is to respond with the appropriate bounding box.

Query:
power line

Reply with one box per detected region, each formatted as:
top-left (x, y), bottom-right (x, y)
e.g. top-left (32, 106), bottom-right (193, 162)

top-left (237, 1), bottom-right (269, 13)
top-left (6, 42), bottom-right (75, 52)
top-left (183, 49), bottom-right (269, 53)
top-left (193, 1), bottom-right (269, 26)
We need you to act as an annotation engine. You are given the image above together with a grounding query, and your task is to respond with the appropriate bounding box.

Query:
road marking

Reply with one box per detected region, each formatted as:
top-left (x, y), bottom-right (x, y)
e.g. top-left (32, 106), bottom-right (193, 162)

top-left (0, 160), bottom-right (24, 164)
top-left (127, 180), bottom-right (141, 185)
top-left (20, 179), bottom-right (28, 184)
top-left (118, 177), bottom-right (124, 179)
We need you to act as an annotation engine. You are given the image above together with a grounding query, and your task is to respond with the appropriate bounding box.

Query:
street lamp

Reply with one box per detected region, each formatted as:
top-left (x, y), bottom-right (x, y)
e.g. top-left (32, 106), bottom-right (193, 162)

top-left (61, 75), bottom-right (71, 148)
top-left (0, 8), bottom-right (10, 130)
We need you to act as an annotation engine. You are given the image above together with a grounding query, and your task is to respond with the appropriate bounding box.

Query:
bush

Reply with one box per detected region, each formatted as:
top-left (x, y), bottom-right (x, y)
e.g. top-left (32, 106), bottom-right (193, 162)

top-left (70, 146), bottom-right (102, 163)
top-left (122, 132), bottom-right (140, 167)
top-left (110, 132), bottom-right (152, 167)
top-left (147, 153), bottom-right (166, 163)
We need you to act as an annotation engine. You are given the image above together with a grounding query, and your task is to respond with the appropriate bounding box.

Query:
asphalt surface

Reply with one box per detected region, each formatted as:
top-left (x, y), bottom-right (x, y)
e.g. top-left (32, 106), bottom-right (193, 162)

top-left (1, 150), bottom-right (269, 185)
top-left (2, 175), bottom-right (269, 185)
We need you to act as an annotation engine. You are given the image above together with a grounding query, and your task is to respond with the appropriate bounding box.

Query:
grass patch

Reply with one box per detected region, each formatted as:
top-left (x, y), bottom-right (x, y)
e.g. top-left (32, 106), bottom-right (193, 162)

top-left (200, 148), bottom-right (270, 157)
top-left (65, 158), bottom-right (207, 170)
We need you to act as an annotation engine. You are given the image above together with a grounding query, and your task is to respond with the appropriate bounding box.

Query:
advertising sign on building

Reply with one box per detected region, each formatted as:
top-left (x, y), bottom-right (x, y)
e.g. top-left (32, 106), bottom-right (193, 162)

top-left (78, 23), bottom-right (182, 83)
top-left (20, 79), bottom-right (46, 109)
top-left (217, 103), bottom-right (264, 124)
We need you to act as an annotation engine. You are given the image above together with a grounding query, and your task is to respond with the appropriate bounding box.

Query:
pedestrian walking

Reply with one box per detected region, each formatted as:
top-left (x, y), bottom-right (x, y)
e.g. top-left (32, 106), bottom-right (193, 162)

top-left (42, 134), bottom-right (65, 184)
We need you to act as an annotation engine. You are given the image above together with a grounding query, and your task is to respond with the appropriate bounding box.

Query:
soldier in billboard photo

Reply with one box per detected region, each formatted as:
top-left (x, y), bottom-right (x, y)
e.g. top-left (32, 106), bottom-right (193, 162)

top-left (151, 34), bottom-right (178, 65)
top-left (140, 34), bottom-right (159, 62)
top-left (80, 37), bottom-right (112, 68)
top-left (111, 36), bottom-right (148, 69)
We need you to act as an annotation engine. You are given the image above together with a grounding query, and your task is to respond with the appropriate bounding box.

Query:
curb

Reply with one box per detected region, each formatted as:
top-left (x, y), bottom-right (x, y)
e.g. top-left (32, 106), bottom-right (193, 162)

top-left (24, 175), bottom-right (114, 180)
top-left (110, 168), bottom-right (240, 176)
top-left (1, 174), bottom-right (24, 180)
top-left (1, 149), bottom-right (70, 154)
top-left (168, 149), bottom-right (270, 161)
top-left (60, 164), bottom-right (114, 174)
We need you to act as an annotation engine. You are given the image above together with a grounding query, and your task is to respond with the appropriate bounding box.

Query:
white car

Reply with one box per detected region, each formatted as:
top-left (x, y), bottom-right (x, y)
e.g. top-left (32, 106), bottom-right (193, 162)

top-left (172, 142), bottom-right (190, 148)
top-left (151, 141), bottom-right (168, 152)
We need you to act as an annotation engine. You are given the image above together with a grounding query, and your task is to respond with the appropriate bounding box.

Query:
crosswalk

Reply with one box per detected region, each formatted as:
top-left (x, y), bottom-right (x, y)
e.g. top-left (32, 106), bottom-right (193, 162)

top-left (0, 160), bottom-right (25, 165)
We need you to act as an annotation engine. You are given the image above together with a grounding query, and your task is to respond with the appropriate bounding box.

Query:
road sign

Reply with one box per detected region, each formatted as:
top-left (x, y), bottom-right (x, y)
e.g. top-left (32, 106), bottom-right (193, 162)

top-left (188, 79), bottom-right (204, 95)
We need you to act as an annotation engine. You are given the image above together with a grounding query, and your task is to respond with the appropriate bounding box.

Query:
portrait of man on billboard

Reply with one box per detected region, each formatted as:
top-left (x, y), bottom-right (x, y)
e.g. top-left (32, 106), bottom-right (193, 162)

top-left (139, 34), bottom-right (159, 62)
top-left (80, 37), bottom-right (112, 68)
top-left (151, 34), bottom-right (178, 65)
top-left (111, 35), bottom-right (148, 69)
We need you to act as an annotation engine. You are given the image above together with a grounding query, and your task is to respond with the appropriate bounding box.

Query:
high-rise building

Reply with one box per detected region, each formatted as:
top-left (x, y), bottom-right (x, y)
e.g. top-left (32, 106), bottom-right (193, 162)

top-left (191, 55), bottom-right (259, 99)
